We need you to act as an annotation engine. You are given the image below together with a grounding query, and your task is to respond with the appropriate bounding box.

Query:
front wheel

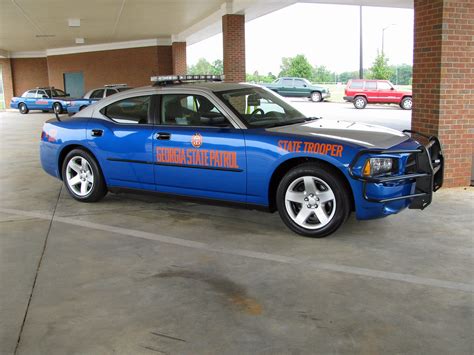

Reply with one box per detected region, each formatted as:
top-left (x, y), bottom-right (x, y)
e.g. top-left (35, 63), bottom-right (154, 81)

top-left (310, 91), bottom-right (322, 102)
top-left (276, 163), bottom-right (350, 238)
top-left (400, 97), bottom-right (412, 110)
top-left (62, 149), bottom-right (107, 202)
top-left (19, 103), bottom-right (29, 114)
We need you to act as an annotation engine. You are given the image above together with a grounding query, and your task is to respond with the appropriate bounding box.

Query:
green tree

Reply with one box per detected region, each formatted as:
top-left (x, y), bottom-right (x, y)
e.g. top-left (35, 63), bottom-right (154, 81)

top-left (368, 52), bottom-right (394, 80)
top-left (338, 71), bottom-right (360, 83)
top-left (279, 54), bottom-right (313, 80)
top-left (389, 64), bottom-right (412, 85)
top-left (187, 58), bottom-right (223, 75)
top-left (312, 65), bottom-right (334, 83)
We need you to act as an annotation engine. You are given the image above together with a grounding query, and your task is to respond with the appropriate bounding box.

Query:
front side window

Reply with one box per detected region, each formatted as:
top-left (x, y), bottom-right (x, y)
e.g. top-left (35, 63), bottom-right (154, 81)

top-left (161, 94), bottom-right (231, 127)
top-left (90, 89), bottom-right (104, 99)
top-left (37, 90), bottom-right (47, 98)
top-left (217, 87), bottom-right (307, 128)
top-left (377, 81), bottom-right (393, 90)
top-left (294, 79), bottom-right (307, 88)
top-left (101, 95), bottom-right (151, 124)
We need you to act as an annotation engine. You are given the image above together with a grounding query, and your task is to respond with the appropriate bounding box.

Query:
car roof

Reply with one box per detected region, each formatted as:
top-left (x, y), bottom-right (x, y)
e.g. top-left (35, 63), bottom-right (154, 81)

top-left (133, 81), bottom-right (257, 93)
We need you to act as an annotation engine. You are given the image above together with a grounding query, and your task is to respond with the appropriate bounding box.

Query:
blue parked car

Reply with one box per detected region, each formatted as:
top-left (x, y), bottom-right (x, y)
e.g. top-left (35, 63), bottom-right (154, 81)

top-left (67, 84), bottom-right (132, 114)
top-left (39, 75), bottom-right (443, 238)
top-left (11, 87), bottom-right (73, 114)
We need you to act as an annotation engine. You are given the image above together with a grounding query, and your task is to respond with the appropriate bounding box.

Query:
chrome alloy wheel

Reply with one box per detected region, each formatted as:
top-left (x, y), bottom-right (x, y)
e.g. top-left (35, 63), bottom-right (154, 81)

top-left (354, 97), bottom-right (366, 108)
top-left (284, 176), bottom-right (336, 230)
top-left (66, 156), bottom-right (94, 196)
top-left (402, 98), bottom-right (413, 109)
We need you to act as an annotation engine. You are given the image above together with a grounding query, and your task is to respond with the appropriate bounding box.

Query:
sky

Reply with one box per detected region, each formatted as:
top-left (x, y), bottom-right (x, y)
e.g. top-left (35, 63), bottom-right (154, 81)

top-left (187, 3), bottom-right (414, 74)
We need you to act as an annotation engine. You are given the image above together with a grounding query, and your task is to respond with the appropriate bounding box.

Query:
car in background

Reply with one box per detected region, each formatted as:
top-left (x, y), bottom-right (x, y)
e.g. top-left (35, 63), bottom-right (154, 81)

top-left (263, 77), bottom-right (330, 102)
top-left (344, 79), bottom-right (412, 110)
top-left (67, 84), bottom-right (132, 114)
top-left (10, 87), bottom-right (73, 114)
top-left (39, 75), bottom-right (443, 238)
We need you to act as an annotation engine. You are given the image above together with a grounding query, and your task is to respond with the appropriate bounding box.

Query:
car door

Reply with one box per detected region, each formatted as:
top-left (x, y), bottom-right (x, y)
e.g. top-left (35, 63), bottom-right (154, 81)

top-left (293, 79), bottom-right (310, 97)
top-left (279, 78), bottom-right (295, 96)
top-left (24, 90), bottom-right (39, 108)
top-left (86, 94), bottom-right (158, 190)
top-left (363, 80), bottom-right (378, 103)
top-left (376, 81), bottom-right (397, 103)
top-left (152, 92), bottom-right (247, 203)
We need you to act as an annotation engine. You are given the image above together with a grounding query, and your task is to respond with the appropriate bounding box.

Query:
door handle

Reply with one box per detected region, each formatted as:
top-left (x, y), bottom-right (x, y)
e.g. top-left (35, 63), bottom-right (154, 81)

top-left (156, 132), bottom-right (171, 140)
top-left (91, 129), bottom-right (103, 137)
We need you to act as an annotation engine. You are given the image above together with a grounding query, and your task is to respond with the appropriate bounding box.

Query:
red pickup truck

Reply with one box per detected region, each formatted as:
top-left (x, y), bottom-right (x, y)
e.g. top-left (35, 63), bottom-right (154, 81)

top-left (344, 79), bottom-right (412, 110)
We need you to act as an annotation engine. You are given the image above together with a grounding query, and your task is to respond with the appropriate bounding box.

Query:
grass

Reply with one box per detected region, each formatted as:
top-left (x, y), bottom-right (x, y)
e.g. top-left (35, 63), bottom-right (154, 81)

top-left (0, 93), bottom-right (4, 110)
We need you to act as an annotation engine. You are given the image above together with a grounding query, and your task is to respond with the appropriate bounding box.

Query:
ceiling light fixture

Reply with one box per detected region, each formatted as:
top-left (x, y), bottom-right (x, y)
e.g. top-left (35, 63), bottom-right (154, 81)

top-left (68, 19), bottom-right (81, 27)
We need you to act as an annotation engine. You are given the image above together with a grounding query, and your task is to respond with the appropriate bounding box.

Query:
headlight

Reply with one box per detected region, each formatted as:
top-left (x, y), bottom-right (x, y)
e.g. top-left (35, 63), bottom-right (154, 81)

top-left (363, 158), bottom-right (396, 176)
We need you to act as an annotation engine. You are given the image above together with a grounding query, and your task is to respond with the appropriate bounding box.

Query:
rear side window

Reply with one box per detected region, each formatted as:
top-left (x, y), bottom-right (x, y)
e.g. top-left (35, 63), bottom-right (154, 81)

top-left (105, 89), bottom-right (117, 97)
top-left (25, 90), bottom-right (37, 98)
top-left (90, 89), bottom-right (104, 99)
top-left (101, 96), bottom-right (151, 124)
top-left (365, 81), bottom-right (377, 90)
top-left (282, 79), bottom-right (293, 87)
top-left (349, 81), bottom-right (364, 89)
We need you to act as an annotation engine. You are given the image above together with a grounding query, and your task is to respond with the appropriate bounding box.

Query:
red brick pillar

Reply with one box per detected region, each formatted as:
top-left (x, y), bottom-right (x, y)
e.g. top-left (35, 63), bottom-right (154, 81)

top-left (0, 58), bottom-right (14, 107)
top-left (156, 46), bottom-right (173, 75)
top-left (412, 0), bottom-right (473, 187)
top-left (172, 42), bottom-right (187, 75)
top-left (222, 14), bottom-right (245, 83)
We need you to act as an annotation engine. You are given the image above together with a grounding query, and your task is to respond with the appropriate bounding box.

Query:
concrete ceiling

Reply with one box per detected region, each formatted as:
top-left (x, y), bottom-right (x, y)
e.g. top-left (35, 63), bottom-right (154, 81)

top-left (0, 0), bottom-right (413, 55)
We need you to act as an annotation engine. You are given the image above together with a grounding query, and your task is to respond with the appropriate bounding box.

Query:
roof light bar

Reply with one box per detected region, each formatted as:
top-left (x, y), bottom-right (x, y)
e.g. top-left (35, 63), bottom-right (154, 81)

top-left (104, 83), bottom-right (128, 87)
top-left (151, 74), bottom-right (224, 86)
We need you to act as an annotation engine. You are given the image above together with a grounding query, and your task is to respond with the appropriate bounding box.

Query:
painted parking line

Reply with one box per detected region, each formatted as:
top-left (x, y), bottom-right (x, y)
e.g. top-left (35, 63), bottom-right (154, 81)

top-left (1, 207), bottom-right (472, 293)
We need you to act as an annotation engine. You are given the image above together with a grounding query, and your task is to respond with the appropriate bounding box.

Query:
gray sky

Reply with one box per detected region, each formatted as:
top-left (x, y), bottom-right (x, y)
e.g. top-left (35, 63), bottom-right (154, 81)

top-left (188, 3), bottom-right (414, 74)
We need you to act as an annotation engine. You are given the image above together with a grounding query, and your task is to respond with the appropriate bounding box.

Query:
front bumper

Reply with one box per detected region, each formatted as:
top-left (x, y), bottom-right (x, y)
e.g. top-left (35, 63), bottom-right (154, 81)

top-left (348, 130), bottom-right (444, 210)
top-left (322, 91), bottom-right (331, 99)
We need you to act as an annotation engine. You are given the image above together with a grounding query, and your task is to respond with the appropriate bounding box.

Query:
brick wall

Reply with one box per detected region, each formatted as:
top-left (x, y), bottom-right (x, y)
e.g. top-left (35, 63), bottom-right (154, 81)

top-left (11, 58), bottom-right (49, 96)
top-left (0, 58), bottom-right (14, 106)
top-left (222, 14), bottom-right (246, 83)
top-left (171, 42), bottom-right (187, 75)
top-left (413, 0), bottom-right (473, 187)
top-left (157, 45), bottom-right (173, 76)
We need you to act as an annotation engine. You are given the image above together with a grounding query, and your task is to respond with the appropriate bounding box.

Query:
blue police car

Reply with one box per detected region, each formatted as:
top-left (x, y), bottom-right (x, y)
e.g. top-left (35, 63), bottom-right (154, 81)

top-left (11, 87), bottom-right (72, 114)
top-left (39, 75), bottom-right (443, 238)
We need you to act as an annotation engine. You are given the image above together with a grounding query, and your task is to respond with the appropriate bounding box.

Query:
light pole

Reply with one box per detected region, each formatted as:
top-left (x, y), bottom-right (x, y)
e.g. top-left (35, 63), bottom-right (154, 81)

top-left (359, 6), bottom-right (363, 79)
top-left (382, 24), bottom-right (396, 56)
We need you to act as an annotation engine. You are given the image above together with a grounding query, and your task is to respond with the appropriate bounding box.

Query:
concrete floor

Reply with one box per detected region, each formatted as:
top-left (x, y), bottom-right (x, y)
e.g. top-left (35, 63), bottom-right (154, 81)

top-left (0, 110), bottom-right (473, 355)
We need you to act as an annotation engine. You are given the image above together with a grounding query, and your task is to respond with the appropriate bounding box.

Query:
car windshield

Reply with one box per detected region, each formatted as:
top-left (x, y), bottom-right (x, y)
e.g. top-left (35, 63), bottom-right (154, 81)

top-left (217, 87), bottom-right (308, 128)
top-left (45, 89), bottom-right (67, 97)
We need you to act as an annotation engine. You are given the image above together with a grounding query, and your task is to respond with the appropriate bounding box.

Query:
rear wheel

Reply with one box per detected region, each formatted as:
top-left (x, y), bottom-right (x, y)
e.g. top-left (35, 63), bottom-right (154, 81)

top-left (276, 163), bottom-right (351, 238)
top-left (310, 91), bottom-right (322, 102)
top-left (62, 149), bottom-right (107, 202)
top-left (400, 97), bottom-right (412, 110)
top-left (19, 103), bottom-right (29, 114)
top-left (353, 96), bottom-right (367, 109)
top-left (53, 102), bottom-right (63, 114)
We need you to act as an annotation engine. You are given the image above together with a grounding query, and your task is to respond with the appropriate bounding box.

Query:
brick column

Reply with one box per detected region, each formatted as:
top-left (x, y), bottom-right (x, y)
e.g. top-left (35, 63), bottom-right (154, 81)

top-left (156, 46), bottom-right (173, 75)
top-left (222, 14), bottom-right (245, 83)
top-left (413, 0), bottom-right (473, 187)
top-left (171, 42), bottom-right (187, 75)
top-left (0, 58), bottom-right (14, 108)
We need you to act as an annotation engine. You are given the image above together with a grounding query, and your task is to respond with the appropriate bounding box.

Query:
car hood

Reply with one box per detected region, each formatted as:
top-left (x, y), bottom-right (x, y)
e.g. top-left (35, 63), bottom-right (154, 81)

top-left (266, 119), bottom-right (410, 149)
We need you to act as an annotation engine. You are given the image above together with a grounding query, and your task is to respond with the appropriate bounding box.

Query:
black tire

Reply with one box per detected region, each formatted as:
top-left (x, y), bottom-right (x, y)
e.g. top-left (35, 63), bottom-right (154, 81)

top-left (62, 149), bottom-right (107, 202)
top-left (353, 96), bottom-right (367, 109)
top-left (19, 103), bottom-right (29, 114)
top-left (42, 110), bottom-right (49, 113)
top-left (310, 91), bottom-right (322, 102)
top-left (400, 97), bottom-right (412, 110)
top-left (276, 163), bottom-right (351, 238)
top-left (53, 102), bottom-right (63, 114)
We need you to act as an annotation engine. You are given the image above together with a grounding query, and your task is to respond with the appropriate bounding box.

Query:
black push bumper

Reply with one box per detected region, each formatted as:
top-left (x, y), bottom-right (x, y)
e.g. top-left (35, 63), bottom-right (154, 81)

top-left (348, 130), bottom-right (444, 210)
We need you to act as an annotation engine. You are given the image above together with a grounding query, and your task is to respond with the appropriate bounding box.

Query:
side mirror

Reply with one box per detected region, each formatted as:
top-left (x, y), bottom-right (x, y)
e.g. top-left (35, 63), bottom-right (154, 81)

top-left (390, 87), bottom-right (394, 90)
top-left (303, 84), bottom-right (307, 87)
top-left (42, 95), bottom-right (48, 98)
top-left (66, 93), bottom-right (70, 97)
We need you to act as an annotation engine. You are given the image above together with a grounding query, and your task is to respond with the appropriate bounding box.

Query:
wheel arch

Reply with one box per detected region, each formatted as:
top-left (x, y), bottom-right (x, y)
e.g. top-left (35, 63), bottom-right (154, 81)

top-left (267, 157), bottom-right (355, 212)
top-left (58, 144), bottom-right (100, 181)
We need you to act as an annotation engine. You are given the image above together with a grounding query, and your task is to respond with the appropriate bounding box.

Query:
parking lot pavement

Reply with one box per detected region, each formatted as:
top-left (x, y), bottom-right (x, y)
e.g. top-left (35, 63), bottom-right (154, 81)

top-left (1, 111), bottom-right (473, 354)
top-left (291, 100), bottom-right (412, 132)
